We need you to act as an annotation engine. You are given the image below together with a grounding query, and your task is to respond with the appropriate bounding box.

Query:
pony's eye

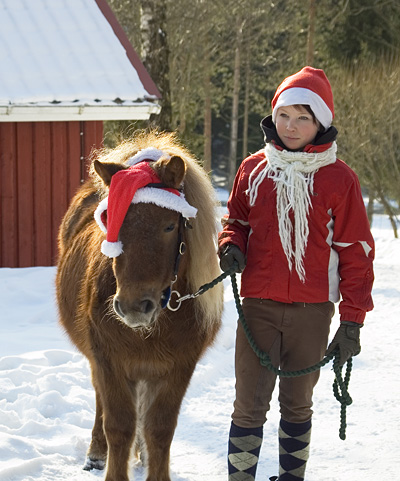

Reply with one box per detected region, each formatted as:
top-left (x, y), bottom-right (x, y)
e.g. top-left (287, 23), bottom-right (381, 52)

top-left (164, 224), bottom-right (175, 233)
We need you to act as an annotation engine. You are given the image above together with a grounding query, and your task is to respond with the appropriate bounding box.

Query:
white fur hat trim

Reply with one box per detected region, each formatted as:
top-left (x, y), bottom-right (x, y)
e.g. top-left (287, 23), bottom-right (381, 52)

top-left (132, 187), bottom-right (197, 219)
top-left (127, 147), bottom-right (170, 166)
top-left (272, 87), bottom-right (333, 129)
top-left (94, 197), bottom-right (108, 233)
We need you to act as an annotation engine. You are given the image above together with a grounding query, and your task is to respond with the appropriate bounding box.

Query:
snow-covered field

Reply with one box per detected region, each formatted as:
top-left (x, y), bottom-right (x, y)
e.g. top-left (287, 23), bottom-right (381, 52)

top-left (0, 213), bottom-right (399, 481)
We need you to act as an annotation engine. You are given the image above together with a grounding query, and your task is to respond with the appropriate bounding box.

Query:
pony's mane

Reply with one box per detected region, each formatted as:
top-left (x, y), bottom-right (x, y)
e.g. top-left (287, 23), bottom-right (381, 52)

top-left (90, 131), bottom-right (223, 327)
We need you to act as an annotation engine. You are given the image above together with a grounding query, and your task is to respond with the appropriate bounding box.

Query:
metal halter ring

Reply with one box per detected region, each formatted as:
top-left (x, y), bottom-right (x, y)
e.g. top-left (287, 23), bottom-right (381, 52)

top-left (166, 287), bottom-right (203, 312)
top-left (179, 241), bottom-right (186, 255)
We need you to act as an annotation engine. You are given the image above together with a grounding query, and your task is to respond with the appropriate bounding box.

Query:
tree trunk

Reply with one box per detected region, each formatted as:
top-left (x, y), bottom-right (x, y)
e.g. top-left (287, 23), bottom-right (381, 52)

top-left (228, 24), bottom-right (242, 189)
top-left (140, 0), bottom-right (172, 130)
top-left (242, 51), bottom-right (250, 160)
top-left (203, 47), bottom-right (212, 173)
top-left (370, 159), bottom-right (398, 238)
top-left (378, 191), bottom-right (398, 238)
top-left (367, 189), bottom-right (374, 226)
top-left (306, 0), bottom-right (316, 65)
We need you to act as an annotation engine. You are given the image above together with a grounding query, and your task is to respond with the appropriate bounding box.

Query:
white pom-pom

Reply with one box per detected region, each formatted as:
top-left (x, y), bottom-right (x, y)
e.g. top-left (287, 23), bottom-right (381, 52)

top-left (101, 240), bottom-right (123, 258)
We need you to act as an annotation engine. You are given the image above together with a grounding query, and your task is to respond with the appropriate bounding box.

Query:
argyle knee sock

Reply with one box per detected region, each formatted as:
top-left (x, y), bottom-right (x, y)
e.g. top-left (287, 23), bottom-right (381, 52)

top-left (228, 422), bottom-right (263, 481)
top-left (278, 418), bottom-right (311, 481)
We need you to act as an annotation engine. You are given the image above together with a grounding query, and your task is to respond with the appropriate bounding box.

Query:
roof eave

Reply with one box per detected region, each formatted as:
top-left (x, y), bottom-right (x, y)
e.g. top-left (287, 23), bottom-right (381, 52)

top-left (0, 103), bottom-right (161, 122)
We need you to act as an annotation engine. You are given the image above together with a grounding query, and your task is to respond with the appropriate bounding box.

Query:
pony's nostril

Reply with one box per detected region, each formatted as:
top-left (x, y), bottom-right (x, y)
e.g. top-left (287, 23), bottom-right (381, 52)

top-left (139, 299), bottom-right (156, 314)
top-left (113, 297), bottom-right (125, 318)
top-left (114, 296), bottom-right (156, 317)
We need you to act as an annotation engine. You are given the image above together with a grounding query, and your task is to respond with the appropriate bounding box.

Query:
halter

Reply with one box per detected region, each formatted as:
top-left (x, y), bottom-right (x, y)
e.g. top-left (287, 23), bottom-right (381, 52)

top-left (160, 216), bottom-right (192, 308)
top-left (94, 153), bottom-right (197, 307)
top-left (144, 182), bottom-right (191, 309)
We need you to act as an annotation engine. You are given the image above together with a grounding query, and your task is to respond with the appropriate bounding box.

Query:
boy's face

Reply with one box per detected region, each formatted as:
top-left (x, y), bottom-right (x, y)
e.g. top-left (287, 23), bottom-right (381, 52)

top-left (275, 105), bottom-right (320, 151)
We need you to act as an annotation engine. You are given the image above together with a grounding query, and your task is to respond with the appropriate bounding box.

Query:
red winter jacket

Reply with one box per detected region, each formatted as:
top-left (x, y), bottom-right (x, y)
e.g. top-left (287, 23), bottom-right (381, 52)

top-left (218, 145), bottom-right (374, 324)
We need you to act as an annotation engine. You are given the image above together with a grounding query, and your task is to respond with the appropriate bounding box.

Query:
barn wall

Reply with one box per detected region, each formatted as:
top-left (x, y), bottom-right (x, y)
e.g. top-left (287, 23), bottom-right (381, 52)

top-left (0, 121), bottom-right (103, 267)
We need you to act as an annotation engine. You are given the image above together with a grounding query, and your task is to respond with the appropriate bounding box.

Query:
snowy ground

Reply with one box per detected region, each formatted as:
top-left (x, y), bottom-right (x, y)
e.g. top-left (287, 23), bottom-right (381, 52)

top-left (0, 213), bottom-right (399, 481)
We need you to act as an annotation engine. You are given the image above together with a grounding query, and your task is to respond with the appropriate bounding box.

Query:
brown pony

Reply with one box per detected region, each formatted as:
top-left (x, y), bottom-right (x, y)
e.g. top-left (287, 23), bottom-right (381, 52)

top-left (56, 132), bottom-right (223, 481)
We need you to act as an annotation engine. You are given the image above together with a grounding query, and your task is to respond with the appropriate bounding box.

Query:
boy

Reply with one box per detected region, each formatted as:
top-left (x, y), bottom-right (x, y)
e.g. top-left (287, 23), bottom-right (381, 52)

top-left (219, 66), bottom-right (374, 481)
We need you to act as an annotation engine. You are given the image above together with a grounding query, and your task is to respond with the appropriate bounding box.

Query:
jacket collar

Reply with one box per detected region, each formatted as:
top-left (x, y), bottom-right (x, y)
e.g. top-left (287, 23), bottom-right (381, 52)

top-left (260, 114), bottom-right (338, 153)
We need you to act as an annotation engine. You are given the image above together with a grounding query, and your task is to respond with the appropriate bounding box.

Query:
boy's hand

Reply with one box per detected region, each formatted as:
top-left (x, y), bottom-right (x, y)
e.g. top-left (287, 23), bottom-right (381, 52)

top-left (219, 245), bottom-right (246, 273)
top-left (326, 321), bottom-right (361, 366)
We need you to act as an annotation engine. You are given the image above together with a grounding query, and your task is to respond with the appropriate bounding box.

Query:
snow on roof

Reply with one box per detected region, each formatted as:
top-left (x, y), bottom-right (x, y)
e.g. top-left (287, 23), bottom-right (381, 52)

top-left (0, 0), bottom-right (161, 121)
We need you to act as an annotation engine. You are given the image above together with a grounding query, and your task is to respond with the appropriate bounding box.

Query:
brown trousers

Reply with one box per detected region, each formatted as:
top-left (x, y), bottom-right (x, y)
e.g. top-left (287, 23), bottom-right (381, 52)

top-left (233, 298), bottom-right (334, 428)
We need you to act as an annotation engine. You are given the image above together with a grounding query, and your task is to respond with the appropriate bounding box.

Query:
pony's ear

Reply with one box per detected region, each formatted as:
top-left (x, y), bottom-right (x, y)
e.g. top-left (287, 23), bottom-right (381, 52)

top-left (93, 160), bottom-right (128, 186)
top-left (154, 155), bottom-right (186, 189)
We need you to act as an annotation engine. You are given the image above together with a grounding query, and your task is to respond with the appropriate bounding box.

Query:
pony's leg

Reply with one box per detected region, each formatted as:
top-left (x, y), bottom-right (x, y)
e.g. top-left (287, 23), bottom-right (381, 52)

top-left (98, 370), bottom-right (137, 481)
top-left (143, 367), bottom-right (195, 481)
top-left (84, 389), bottom-right (108, 471)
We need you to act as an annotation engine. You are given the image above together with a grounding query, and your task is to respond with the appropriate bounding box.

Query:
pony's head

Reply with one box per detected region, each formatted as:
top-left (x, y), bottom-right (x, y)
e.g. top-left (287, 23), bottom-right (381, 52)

top-left (93, 152), bottom-right (195, 329)
top-left (91, 131), bottom-right (223, 332)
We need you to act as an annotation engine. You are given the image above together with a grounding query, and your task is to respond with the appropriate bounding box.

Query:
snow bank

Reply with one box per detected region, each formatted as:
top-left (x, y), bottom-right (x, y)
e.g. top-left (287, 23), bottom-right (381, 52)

top-left (0, 215), bottom-right (399, 480)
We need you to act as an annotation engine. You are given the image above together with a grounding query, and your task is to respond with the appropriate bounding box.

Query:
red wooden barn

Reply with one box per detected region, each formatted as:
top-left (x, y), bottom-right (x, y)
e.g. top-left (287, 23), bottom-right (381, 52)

top-left (0, 0), bottom-right (160, 267)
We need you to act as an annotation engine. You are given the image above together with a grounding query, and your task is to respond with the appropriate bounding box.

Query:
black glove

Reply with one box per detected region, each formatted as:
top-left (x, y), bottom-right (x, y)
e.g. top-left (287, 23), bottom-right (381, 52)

top-left (219, 244), bottom-right (246, 273)
top-left (326, 321), bottom-right (362, 367)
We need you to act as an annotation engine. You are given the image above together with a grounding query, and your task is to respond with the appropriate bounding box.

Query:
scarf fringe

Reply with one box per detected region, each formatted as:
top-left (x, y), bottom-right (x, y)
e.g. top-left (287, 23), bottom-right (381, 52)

top-left (247, 142), bottom-right (337, 282)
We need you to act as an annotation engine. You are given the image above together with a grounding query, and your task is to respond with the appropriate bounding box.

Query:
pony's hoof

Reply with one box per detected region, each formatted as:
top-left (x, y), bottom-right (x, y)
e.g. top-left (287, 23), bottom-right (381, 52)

top-left (83, 456), bottom-right (106, 471)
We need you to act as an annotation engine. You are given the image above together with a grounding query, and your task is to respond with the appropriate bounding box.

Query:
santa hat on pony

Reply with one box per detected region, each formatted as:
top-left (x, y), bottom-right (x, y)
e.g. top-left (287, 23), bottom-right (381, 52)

top-left (271, 66), bottom-right (334, 130)
top-left (94, 148), bottom-right (197, 258)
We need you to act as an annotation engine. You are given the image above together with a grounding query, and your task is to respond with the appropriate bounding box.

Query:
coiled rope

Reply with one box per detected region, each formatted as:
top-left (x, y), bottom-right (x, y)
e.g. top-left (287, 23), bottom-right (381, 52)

top-left (230, 272), bottom-right (352, 440)
top-left (170, 265), bottom-right (353, 440)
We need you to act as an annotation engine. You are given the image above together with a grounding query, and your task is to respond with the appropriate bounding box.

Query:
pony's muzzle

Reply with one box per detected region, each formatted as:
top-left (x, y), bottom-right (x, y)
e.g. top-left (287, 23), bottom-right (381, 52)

top-left (113, 295), bottom-right (158, 327)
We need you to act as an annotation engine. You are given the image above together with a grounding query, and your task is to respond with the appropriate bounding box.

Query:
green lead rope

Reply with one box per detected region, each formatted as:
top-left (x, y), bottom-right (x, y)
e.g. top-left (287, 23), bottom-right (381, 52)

top-left (229, 272), bottom-right (353, 440)
top-left (184, 264), bottom-right (353, 440)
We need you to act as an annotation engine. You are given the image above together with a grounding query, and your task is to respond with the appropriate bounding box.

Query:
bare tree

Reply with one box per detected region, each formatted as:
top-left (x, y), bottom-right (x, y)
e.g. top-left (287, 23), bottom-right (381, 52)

top-left (228, 20), bottom-right (243, 188)
top-left (203, 44), bottom-right (212, 173)
top-left (306, 0), bottom-right (316, 65)
top-left (242, 51), bottom-right (250, 159)
top-left (140, 0), bottom-right (172, 130)
top-left (331, 56), bottom-right (400, 237)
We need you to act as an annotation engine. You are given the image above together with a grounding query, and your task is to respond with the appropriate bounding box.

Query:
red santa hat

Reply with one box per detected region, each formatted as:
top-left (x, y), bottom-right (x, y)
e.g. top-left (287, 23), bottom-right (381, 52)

top-left (94, 149), bottom-right (197, 258)
top-left (271, 66), bottom-right (334, 130)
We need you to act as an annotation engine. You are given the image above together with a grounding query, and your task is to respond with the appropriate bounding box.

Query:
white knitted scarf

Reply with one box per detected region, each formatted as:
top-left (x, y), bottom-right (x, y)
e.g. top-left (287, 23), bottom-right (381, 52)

top-left (247, 142), bottom-right (337, 282)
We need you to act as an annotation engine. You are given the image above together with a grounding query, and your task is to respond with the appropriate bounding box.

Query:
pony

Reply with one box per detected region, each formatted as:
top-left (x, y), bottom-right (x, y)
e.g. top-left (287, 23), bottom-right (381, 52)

top-left (56, 131), bottom-right (223, 481)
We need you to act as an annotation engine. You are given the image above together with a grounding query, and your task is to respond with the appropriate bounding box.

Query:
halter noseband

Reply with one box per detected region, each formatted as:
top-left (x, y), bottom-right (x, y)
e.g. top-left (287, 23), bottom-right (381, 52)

top-left (145, 182), bottom-right (191, 309)
top-left (160, 215), bottom-right (191, 309)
